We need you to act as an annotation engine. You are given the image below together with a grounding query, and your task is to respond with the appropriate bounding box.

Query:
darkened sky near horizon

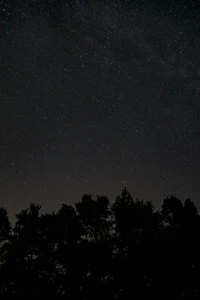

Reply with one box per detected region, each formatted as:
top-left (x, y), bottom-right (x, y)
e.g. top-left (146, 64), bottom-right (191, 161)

top-left (1, 0), bottom-right (200, 220)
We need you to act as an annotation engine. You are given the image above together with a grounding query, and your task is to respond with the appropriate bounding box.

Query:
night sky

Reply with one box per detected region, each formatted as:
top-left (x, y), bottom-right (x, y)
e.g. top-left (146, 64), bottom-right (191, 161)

top-left (1, 0), bottom-right (200, 220)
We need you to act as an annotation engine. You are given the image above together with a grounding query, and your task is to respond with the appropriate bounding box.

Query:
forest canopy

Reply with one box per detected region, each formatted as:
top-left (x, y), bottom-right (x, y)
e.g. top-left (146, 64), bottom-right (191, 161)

top-left (0, 188), bottom-right (199, 298)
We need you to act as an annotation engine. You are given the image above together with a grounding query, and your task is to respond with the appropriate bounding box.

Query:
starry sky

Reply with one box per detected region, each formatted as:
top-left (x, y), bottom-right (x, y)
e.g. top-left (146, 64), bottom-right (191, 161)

top-left (1, 0), bottom-right (200, 220)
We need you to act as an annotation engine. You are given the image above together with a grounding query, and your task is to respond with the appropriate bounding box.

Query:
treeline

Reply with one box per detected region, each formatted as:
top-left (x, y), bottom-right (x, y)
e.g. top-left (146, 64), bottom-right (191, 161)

top-left (0, 188), bottom-right (200, 298)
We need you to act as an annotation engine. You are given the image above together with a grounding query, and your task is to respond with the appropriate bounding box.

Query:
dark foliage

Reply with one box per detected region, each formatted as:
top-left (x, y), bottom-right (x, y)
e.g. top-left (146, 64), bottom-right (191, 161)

top-left (0, 187), bottom-right (200, 298)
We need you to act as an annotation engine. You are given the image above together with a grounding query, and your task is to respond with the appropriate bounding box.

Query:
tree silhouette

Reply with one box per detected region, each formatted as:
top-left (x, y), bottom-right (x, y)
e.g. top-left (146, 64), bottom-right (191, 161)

top-left (75, 194), bottom-right (112, 300)
top-left (0, 188), bottom-right (200, 298)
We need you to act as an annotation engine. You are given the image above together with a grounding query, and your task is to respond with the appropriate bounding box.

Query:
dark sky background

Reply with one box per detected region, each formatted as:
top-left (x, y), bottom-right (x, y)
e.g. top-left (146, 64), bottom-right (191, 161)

top-left (1, 0), bottom-right (200, 220)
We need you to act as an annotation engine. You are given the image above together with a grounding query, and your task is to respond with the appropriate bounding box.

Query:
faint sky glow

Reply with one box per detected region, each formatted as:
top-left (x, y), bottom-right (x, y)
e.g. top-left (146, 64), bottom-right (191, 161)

top-left (0, 0), bottom-right (200, 220)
